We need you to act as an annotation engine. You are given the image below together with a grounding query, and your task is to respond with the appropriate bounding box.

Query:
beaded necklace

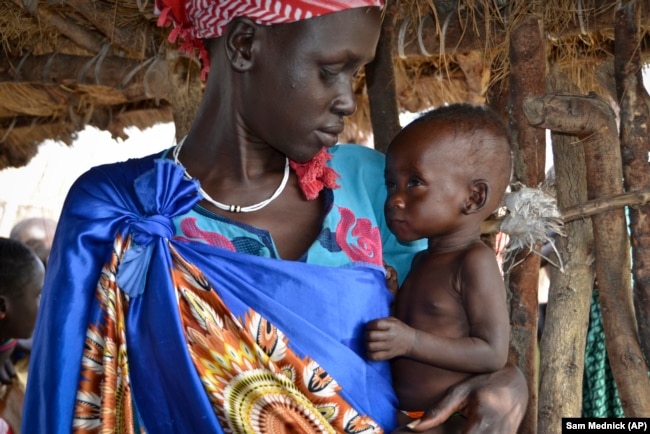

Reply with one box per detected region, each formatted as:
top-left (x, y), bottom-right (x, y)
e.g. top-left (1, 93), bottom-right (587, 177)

top-left (172, 139), bottom-right (290, 213)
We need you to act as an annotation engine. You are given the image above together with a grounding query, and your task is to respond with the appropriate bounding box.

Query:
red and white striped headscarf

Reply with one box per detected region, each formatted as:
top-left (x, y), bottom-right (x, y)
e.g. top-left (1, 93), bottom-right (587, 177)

top-left (156, 0), bottom-right (384, 79)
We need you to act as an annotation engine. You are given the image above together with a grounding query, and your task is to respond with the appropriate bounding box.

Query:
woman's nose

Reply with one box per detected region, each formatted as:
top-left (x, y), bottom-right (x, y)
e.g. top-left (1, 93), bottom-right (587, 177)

top-left (331, 77), bottom-right (357, 117)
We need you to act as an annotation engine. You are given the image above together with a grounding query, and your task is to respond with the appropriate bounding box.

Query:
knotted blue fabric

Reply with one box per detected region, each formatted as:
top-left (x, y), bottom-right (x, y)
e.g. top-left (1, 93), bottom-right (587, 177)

top-left (116, 159), bottom-right (199, 296)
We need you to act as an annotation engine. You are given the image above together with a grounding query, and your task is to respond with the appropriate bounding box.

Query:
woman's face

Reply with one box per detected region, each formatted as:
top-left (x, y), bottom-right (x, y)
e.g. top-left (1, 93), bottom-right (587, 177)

top-left (240, 7), bottom-right (382, 162)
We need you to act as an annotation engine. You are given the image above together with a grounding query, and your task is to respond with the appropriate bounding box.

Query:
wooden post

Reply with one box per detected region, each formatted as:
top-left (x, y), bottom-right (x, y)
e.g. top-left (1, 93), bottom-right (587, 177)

top-left (61, 0), bottom-right (152, 58)
top-left (614, 0), bottom-right (650, 367)
top-left (524, 93), bottom-right (650, 416)
top-left (165, 50), bottom-right (202, 141)
top-left (535, 70), bottom-right (594, 434)
top-left (10, 0), bottom-right (105, 54)
top-left (506, 17), bottom-right (547, 434)
top-left (365, 2), bottom-right (401, 153)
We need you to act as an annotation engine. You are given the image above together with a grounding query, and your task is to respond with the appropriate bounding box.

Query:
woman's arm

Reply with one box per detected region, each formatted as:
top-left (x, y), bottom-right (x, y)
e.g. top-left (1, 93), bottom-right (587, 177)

top-left (407, 363), bottom-right (528, 434)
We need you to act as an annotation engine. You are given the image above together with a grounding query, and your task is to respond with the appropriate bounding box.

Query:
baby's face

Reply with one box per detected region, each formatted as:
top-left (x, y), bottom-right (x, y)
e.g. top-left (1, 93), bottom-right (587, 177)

top-left (384, 125), bottom-right (470, 242)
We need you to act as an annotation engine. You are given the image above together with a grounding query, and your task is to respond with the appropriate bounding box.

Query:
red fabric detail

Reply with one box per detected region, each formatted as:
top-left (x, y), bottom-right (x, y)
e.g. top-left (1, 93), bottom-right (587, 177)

top-left (155, 0), bottom-right (384, 80)
top-left (176, 217), bottom-right (236, 251)
top-left (157, 0), bottom-right (211, 79)
top-left (402, 410), bottom-right (426, 419)
top-left (289, 148), bottom-right (340, 200)
top-left (335, 207), bottom-right (382, 266)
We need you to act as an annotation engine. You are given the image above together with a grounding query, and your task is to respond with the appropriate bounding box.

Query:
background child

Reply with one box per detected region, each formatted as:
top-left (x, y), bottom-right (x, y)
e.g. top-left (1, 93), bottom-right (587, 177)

top-left (9, 217), bottom-right (57, 268)
top-left (366, 104), bottom-right (513, 433)
top-left (9, 217), bottom-right (56, 366)
top-left (0, 237), bottom-right (44, 433)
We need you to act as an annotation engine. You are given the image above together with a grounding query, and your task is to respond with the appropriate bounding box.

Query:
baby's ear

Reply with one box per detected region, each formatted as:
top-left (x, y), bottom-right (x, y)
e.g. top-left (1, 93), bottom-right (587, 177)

top-left (463, 180), bottom-right (488, 214)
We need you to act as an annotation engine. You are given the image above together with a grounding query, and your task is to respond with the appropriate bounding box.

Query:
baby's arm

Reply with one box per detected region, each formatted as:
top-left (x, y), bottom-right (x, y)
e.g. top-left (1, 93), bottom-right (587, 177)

top-left (411, 246), bottom-right (509, 372)
top-left (0, 340), bottom-right (17, 384)
top-left (367, 246), bottom-right (510, 373)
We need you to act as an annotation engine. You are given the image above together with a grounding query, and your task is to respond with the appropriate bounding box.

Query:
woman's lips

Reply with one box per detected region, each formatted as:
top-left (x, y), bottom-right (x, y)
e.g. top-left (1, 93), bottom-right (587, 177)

top-left (317, 125), bottom-right (344, 147)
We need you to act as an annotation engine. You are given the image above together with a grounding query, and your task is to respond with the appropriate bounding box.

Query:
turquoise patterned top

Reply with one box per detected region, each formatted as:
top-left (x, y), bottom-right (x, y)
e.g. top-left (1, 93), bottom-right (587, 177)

top-left (171, 144), bottom-right (424, 284)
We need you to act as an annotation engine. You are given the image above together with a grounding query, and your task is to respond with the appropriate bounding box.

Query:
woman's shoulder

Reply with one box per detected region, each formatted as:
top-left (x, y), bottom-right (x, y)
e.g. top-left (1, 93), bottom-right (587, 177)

top-left (64, 150), bottom-right (167, 213)
top-left (74, 151), bottom-right (164, 187)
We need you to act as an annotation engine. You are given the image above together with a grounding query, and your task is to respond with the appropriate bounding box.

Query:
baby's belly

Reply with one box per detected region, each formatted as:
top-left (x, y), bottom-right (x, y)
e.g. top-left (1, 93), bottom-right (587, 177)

top-left (392, 358), bottom-right (473, 411)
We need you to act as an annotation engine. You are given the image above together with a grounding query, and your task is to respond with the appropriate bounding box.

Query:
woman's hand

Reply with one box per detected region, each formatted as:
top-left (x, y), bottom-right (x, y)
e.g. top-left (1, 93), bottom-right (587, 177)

top-left (406, 363), bottom-right (528, 434)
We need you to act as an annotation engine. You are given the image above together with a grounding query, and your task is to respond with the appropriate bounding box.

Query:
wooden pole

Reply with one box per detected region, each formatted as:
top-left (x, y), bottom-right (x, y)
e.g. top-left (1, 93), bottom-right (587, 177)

top-left (524, 93), bottom-right (650, 416)
top-left (365, 1), bottom-right (401, 153)
top-left (563, 188), bottom-right (650, 222)
top-left (506, 17), bottom-right (547, 434)
top-left (536, 70), bottom-right (593, 434)
top-left (10, 0), bottom-right (105, 54)
top-left (61, 0), bottom-right (152, 59)
top-left (165, 51), bottom-right (202, 142)
top-left (0, 54), bottom-right (159, 102)
top-left (614, 0), bottom-right (650, 367)
top-left (392, 5), bottom-right (650, 59)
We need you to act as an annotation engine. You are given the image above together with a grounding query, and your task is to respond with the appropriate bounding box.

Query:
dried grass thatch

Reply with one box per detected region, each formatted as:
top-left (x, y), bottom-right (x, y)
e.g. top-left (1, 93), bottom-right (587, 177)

top-left (1, 0), bottom-right (649, 169)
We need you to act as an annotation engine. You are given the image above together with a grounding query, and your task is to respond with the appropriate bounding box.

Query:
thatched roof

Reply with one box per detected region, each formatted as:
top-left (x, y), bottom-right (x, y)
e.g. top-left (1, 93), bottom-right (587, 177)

top-left (1, 0), bottom-right (649, 169)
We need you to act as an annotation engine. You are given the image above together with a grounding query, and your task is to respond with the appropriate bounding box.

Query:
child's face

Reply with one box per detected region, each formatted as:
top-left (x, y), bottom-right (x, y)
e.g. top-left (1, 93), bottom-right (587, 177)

top-left (384, 125), bottom-right (470, 242)
top-left (4, 261), bottom-right (44, 340)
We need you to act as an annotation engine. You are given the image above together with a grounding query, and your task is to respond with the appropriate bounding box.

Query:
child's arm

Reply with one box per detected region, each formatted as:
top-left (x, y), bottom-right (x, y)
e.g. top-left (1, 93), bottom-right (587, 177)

top-left (0, 339), bottom-right (17, 384)
top-left (367, 245), bottom-right (510, 373)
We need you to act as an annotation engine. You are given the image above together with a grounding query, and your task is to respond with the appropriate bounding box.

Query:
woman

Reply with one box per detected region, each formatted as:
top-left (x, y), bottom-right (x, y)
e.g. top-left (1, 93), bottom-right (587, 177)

top-left (23, 2), bottom-right (527, 432)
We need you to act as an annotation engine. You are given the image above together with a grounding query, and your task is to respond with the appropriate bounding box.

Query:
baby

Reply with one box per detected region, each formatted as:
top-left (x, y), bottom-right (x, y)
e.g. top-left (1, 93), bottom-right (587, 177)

top-left (367, 104), bottom-right (513, 433)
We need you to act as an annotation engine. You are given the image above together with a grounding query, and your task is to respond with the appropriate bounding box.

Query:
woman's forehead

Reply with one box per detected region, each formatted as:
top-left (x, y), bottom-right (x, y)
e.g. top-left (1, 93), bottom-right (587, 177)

top-left (272, 8), bottom-right (381, 56)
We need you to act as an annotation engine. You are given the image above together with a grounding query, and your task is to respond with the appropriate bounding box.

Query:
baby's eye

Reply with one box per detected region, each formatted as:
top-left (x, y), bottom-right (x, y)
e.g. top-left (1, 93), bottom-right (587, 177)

top-left (407, 177), bottom-right (423, 188)
top-left (385, 180), bottom-right (397, 190)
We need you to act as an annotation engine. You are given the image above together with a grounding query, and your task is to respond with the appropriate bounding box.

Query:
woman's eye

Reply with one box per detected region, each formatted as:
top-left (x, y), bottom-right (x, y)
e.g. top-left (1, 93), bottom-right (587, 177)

top-left (321, 67), bottom-right (339, 78)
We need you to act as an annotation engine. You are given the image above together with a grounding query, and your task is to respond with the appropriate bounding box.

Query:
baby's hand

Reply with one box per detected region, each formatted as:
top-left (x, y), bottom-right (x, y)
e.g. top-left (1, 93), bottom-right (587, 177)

top-left (365, 317), bottom-right (416, 361)
top-left (0, 348), bottom-right (16, 385)
top-left (383, 262), bottom-right (398, 296)
top-left (16, 337), bottom-right (33, 354)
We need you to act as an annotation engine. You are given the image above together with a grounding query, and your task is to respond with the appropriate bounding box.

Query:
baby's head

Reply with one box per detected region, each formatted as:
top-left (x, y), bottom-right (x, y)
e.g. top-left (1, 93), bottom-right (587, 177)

top-left (385, 104), bottom-right (512, 240)
top-left (0, 237), bottom-right (44, 341)
top-left (426, 104), bottom-right (510, 210)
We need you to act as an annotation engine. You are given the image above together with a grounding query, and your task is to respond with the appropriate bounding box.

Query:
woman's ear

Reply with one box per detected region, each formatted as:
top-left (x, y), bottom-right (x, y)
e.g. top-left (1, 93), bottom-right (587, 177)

top-left (224, 17), bottom-right (257, 72)
top-left (463, 180), bottom-right (489, 214)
